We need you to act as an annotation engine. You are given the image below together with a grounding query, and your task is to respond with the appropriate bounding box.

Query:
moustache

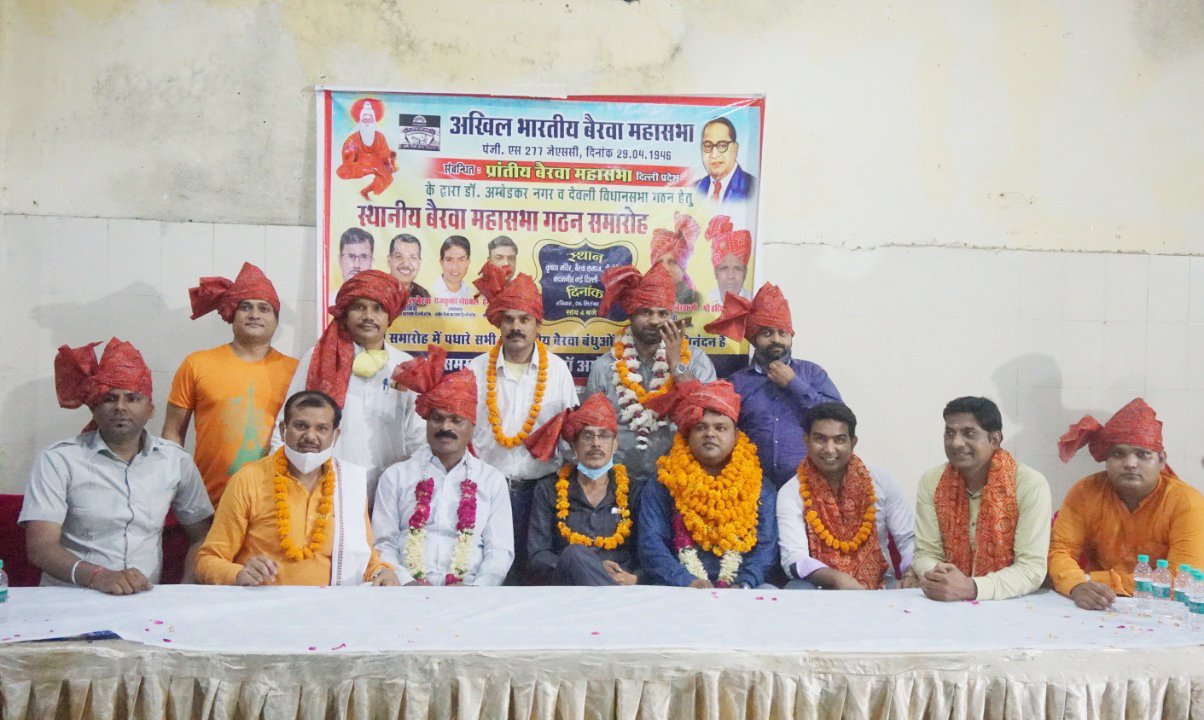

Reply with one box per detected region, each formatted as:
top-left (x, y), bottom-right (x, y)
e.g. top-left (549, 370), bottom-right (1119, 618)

top-left (434, 430), bottom-right (458, 440)
top-left (506, 331), bottom-right (526, 340)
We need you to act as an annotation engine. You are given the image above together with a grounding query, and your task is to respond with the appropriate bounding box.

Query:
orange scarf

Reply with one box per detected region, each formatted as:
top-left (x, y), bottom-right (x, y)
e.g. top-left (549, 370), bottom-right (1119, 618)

top-left (800, 456), bottom-right (887, 589)
top-left (934, 449), bottom-right (1019, 576)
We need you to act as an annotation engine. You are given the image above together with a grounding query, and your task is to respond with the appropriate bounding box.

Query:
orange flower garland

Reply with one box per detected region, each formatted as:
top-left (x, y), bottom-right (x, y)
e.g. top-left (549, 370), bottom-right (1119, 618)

top-left (797, 462), bottom-right (877, 554)
top-left (656, 431), bottom-right (761, 556)
top-left (272, 448), bottom-right (335, 561)
top-left (555, 464), bottom-right (632, 550)
top-left (486, 339), bottom-right (548, 448)
top-left (613, 336), bottom-right (692, 404)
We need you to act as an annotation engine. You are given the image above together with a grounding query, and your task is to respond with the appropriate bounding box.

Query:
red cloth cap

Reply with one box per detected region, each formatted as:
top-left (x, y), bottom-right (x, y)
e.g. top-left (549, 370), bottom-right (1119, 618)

top-left (392, 345), bottom-right (478, 423)
top-left (706, 216), bottom-right (752, 267)
top-left (1058, 397), bottom-right (1164, 463)
top-left (650, 212), bottom-right (701, 266)
top-left (306, 270), bottom-right (408, 408)
top-left (351, 98), bottom-right (384, 124)
top-left (55, 338), bottom-right (153, 432)
top-left (522, 394), bottom-right (618, 462)
top-left (189, 262), bottom-right (281, 323)
top-left (473, 262), bottom-right (544, 326)
top-left (645, 379), bottom-right (742, 435)
top-left (703, 283), bottom-right (793, 342)
top-left (597, 263), bottom-right (677, 318)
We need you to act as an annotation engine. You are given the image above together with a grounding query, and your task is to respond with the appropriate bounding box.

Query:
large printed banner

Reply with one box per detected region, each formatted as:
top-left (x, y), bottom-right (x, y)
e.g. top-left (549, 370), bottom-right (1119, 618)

top-left (317, 89), bottom-right (765, 378)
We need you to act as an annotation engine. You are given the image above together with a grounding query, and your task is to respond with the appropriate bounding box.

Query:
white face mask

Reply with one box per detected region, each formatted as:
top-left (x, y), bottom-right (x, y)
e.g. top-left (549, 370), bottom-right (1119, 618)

top-left (577, 459), bottom-right (614, 481)
top-left (284, 445), bottom-right (334, 474)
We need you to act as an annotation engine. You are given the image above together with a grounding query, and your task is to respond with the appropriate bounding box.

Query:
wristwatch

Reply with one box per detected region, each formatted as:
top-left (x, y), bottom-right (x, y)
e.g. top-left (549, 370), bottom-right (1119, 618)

top-left (671, 362), bottom-right (688, 378)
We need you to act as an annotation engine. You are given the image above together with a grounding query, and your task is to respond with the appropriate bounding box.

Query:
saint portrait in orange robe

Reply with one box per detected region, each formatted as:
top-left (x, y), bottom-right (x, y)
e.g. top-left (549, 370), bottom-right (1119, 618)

top-left (336, 98), bottom-right (397, 201)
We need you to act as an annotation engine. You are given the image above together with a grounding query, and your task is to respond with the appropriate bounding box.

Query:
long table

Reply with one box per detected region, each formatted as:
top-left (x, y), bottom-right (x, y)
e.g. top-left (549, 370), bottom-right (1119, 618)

top-left (2, 586), bottom-right (1202, 719)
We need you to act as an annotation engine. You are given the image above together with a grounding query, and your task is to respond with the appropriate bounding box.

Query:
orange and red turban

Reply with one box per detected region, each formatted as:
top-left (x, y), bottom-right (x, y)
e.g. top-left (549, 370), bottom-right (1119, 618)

top-left (189, 262), bottom-right (280, 323)
top-left (351, 98), bottom-right (384, 124)
top-left (650, 212), bottom-right (701, 267)
top-left (55, 338), bottom-right (153, 432)
top-left (706, 216), bottom-right (752, 267)
top-left (1058, 398), bottom-right (1164, 463)
top-left (598, 263), bottom-right (677, 318)
top-left (703, 283), bottom-right (793, 342)
top-left (645, 379), bottom-right (742, 435)
top-left (306, 270), bottom-right (407, 408)
top-left (473, 262), bottom-right (544, 326)
top-left (523, 394), bottom-right (618, 462)
top-left (392, 345), bottom-right (478, 423)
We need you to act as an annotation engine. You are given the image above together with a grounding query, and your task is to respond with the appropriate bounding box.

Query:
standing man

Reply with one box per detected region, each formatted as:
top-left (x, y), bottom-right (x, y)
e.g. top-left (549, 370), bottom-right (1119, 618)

top-left (273, 269), bottom-right (425, 497)
top-left (704, 216), bottom-right (752, 305)
top-left (909, 397), bottom-right (1052, 601)
top-left (387, 233), bottom-right (431, 303)
top-left (705, 283), bottom-right (841, 489)
top-left (197, 390), bottom-right (399, 587)
top-left (777, 402), bottom-right (914, 590)
top-left (650, 212), bottom-right (702, 309)
top-left (487, 235), bottom-right (519, 280)
top-left (469, 262), bottom-right (578, 580)
top-left (638, 380), bottom-right (776, 589)
top-left (586, 263), bottom-right (716, 486)
top-left (21, 339), bottom-right (213, 593)
top-left (694, 117), bottom-right (756, 204)
top-left (374, 346), bottom-right (513, 586)
top-left (432, 235), bottom-right (473, 300)
top-left (1050, 398), bottom-right (1204, 610)
top-left (164, 262), bottom-right (298, 505)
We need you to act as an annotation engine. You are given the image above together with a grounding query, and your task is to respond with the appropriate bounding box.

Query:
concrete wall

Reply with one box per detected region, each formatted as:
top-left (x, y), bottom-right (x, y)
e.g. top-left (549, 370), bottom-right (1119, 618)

top-left (2, 1), bottom-right (1203, 502)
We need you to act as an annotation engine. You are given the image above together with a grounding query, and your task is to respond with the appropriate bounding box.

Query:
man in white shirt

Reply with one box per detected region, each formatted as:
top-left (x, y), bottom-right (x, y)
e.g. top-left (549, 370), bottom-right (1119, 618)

top-left (375, 346), bottom-right (513, 585)
top-left (273, 269), bottom-right (425, 498)
top-left (468, 262), bottom-right (578, 582)
top-left (777, 402), bottom-right (914, 590)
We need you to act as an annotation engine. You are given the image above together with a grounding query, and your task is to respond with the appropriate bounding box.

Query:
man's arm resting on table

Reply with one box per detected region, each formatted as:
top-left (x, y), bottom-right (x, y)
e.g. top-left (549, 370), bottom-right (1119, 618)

top-left (24, 520), bottom-right (151, 594)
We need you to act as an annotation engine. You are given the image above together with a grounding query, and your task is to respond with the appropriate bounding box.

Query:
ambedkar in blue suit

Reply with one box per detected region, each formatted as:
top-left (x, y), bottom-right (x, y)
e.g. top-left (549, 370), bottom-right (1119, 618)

top-left (694, 117), bottom-right (757, 204)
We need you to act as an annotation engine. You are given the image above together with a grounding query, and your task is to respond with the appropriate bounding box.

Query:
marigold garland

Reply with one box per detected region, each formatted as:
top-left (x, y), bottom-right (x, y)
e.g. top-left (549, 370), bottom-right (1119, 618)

top-left (273, 448), bottom-right (335, 561)
top-left (613, 335), bottom-right (692, 405)
top-left (555, 464), bottom-right (632, 550)
top-left (486, 339), bottom-right (548, 448)
top-left (797, 460), bottom-right (877, 554)
top-left (656, 431), bottom-right (762, 556)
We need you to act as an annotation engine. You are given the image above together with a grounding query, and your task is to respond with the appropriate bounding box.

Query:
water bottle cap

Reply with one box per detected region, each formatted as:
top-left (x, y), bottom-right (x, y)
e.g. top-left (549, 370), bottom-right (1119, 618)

top-left (1180, 564), bottom-right (1193, 572)
top-left (1157, 559), bottom-right (1169, 568)
top-left (1195, 570), bottom-right (1204, 580)
top-left (1137, 554), bottom-right (1149, 563)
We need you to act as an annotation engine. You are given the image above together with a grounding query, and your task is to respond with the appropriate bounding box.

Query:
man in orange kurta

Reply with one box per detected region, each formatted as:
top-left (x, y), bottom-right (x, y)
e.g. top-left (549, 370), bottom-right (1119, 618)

top-left (1050, 398), bottom-right (1204, 610)
top-left (336, 98), bottom-right (396, 201)
top-left (197, 391), bottom-right (397, 587)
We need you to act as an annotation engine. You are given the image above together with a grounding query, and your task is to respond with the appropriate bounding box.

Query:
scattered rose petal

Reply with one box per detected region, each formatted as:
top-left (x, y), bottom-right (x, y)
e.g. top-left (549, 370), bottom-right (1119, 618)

top-left (331, 643), bottom-right (347, 651)
top-left (755, 596), bottom-right (765, 600)
top-left (771, 597), bottom-right (778, 602)
top-left (970, 601), bottom-right (980, 606)
top-left (162, 638), bottom-right (172, 643)
top-left (903, 609), bottom-right (912, 614)
top-left (152, 620), bottom-right (163, 625)
top-left (308, 646), bottom-right (317, 651)
top-left (590, 631), bottom-right (600, 636)
top-left (1117, 625), bottom-right (1126, 629)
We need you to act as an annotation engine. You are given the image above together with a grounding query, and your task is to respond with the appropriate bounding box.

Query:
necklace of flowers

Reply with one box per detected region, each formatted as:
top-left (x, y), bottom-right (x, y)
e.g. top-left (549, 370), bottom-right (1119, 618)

top-left (273, 448), bottom-right (335, 561)
top-left (486, 339), bottom-right (548, 449)
top-left (612, 329), bottom-right (692, 449)
top-left (555, 464), bottom-right (632, 550)
top-left (671, 514), bottom-right (742, 587)
top-left (404, 475), bottom-right (479, 585)
top-left (797, 461), bottom-right (877, 554)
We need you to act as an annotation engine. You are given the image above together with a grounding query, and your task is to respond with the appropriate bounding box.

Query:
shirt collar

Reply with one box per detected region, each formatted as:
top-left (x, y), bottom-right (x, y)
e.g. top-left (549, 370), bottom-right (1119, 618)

top-left (425, 447), bottom-right (473, 477)
top-left (85, 429), bottom-right (156, 459)
top-left (752, 352), bottom-right (793, 375)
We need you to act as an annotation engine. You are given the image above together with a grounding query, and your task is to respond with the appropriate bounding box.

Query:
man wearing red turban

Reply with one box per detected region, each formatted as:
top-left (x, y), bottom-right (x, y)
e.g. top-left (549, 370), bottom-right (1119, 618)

top-left (585, 263), bottom-right (716, 486)
top-left (336, 97), bottom-right (397, 201)
top-left (469, 262), bottom-right (578, 583)
top-left (21, 339), bottom-right (214, 594)
top-left (164, 263), bottom-right (297, 504)
top-left (704, 283), bottom-right (842, 489)
top-left (273, 269), bottom-right (425, 498)
top-left (649, 212), bottom-right (703, 309)
top-left (1050, 398), bottom-right (1204, 610)
top-left (636, 380), bottom-right (778, 589)
top-left (704, 215), bottom-right (753, 306)
top-left (372, 346), bottom-right (514, 587)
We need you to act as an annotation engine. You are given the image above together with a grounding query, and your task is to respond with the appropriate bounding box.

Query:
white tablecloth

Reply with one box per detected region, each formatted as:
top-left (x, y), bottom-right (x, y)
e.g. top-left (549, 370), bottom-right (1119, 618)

top-left (2, 586), bottom-right (1203, 719)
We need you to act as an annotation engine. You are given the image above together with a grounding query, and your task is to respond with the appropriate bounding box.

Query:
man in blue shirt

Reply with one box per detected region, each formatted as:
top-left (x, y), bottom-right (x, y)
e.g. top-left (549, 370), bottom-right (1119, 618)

top-left (705, 283), bottom-right (841, 489)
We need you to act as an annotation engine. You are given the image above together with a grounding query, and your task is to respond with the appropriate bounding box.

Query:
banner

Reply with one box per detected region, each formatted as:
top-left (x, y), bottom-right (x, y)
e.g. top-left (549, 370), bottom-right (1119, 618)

top-left (317, 89), bottom-right (765, 378)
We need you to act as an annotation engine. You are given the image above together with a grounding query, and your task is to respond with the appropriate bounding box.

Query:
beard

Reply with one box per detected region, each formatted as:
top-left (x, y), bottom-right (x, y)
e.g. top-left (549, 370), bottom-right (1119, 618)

top-left (359, 122), bottom-right (377, 145)
top-left (754, 344), bottom-right (789, 366)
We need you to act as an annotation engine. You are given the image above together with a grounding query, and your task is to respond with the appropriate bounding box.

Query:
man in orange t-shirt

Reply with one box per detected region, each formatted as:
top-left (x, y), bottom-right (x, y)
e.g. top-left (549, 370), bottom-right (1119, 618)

top-left (163, 263), bottom-right (298, 505)
top-left (1051, 398), bottom-right (1204, 610)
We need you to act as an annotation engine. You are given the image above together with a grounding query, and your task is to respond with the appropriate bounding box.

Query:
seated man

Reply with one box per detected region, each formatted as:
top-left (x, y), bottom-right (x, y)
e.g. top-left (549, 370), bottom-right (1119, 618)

top-left (374, 346), bottom-right (513, 585)
top-left (196, 391), bottom-right (399, 586)
top-left (638, 380), bottom-right (776, 589)
top-left (1051, 398), bottom-right (1204, 610)
top-left (523, 395), bottom-right (640, 586)
top-left (21, 339), bottom-right (214, 594)
top-left (777, 402), bottom-right (914, 590)
top-left (909, 396), bottom-right (1052, 601)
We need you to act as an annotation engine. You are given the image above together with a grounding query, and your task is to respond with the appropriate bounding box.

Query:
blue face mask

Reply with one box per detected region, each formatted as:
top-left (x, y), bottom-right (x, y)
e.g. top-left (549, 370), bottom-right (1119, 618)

top-left (576, 460), bottom-right (614, 481)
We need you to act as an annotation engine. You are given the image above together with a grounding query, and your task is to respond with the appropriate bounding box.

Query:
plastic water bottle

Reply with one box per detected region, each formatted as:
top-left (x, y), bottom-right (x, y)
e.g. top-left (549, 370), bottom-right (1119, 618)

top-left (1175, 564), bottom-right (1193, 606)
top-left (1133, 554), bottom-right (1153, 612)
top-left (1152, 559), bottom-right (1173, 615)
top-left (1191, 570), bottom-right (1204, 632)
top-left (0, 559), bottom-right (8, 622)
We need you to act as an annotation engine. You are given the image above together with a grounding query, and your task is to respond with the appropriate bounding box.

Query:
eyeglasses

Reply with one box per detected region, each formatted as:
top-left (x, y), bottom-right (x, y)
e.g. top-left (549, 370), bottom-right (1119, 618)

top-left (578, 430), bottom-right (616, 444)
top-left (341, 253), bottom-right (373, 263)
top-left (701, 141), bottom-right (733, 154)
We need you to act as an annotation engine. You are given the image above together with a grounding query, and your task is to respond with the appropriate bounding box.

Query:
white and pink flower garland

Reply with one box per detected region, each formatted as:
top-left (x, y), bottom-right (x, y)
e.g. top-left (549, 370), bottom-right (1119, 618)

top-left (404, 477), bottom-right (478, 585)
top-left (612, 328), bottom-right (671, 450)
top-left (671, 514), bottom-right (742, 588)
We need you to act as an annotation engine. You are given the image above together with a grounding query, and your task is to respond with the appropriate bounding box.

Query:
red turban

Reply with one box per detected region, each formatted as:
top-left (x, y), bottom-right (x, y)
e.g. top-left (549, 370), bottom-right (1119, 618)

top-left (392, 345), bottom-right (478, 423)
top-left (306, 270), bottom-right (408, 408)
top-left (522, 394), bottom-right (618, 462)
top-left (473, 262), bottom-right (544, 326)
top-left (645, 379), bottom-right (742, 435)
top-left (55, 338), bottom-right (154, 432)
top-left (189, 262), bottom-right (280, 322)
top-left (706, 216), bottom-right (752, 267)
top-left (598, 263), bottom-right (677, 318)
top-left (351, 98), bottom-right (385, 124)
top-left (1058, 398), bottom-right (1164, 463)
top-left (650, 212), bottom-right (701, 267)
top-left (703, 283), bottom-right (794, 342)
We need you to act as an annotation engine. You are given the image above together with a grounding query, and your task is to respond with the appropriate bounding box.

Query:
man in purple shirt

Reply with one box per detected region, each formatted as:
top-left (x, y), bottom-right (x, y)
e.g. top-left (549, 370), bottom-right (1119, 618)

top-left (705, 283), bottom-right (841, 489)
